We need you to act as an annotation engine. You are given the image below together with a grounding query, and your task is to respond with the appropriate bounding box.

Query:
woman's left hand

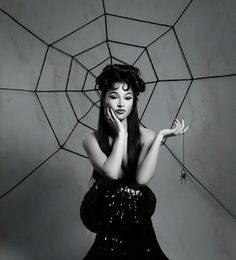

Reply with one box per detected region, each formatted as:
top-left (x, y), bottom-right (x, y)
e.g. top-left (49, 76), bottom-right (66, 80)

top-left (159, 118), bottom-right (190, 139)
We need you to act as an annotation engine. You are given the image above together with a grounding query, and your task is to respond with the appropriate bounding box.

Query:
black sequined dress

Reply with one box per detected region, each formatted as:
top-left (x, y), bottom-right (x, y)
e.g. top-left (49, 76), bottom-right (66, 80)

top-left (80, 177), bottom-right (169, 260)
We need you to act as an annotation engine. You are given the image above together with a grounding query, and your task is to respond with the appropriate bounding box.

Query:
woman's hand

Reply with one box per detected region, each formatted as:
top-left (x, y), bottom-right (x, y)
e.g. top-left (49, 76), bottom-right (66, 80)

top-left (159, 118), bottom-right (190, 139)
top-left (104, 105), bottom-right (125, 136)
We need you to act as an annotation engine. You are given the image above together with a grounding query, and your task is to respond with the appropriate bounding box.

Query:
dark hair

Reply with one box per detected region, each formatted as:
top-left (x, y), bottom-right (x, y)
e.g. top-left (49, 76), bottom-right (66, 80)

top-left (93, 64), bottom-right (145, 182)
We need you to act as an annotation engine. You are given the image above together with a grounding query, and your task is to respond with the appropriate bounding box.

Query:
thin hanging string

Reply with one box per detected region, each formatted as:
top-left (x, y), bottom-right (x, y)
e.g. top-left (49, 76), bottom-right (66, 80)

top-left (179, 117), bottom-right (188, 184)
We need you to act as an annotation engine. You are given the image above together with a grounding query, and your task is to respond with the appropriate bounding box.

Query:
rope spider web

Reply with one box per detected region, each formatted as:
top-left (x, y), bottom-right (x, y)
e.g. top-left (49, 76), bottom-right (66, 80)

top-left (0, 0), bottom-right (236, 222)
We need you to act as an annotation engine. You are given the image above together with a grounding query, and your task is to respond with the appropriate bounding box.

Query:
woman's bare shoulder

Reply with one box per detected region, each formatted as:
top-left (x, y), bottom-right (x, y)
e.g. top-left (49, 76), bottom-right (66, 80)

top-left (82, 131), bottom-right (97, 147)
top-left (139, 126), bottom-right (156, 144)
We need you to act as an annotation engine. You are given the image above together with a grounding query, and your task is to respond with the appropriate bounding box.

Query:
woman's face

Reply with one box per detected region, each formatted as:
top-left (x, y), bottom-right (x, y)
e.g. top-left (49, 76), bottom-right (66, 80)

top-left (105, 82), bottom-right (134, 121)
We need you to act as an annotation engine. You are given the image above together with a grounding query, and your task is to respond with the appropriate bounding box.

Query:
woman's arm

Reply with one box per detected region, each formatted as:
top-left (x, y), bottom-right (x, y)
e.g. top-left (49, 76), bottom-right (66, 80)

top-left (82, 131), bottom-right (125, 179)
top-left (136, 131), bottom-right (163, 184)
top-left (82, 107), bottom-right (126, 179)
top-left (136, 119), bottom-right (190, 184)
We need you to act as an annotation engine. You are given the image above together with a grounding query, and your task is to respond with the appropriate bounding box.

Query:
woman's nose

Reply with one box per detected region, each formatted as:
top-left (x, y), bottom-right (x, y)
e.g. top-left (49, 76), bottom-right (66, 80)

top-left (118, 99), bottom-right (124, 107)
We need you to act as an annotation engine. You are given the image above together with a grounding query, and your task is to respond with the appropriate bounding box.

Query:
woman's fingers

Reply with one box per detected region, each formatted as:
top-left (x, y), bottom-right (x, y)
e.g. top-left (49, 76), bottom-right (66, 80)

top-left (174, 118), bottom-right (190, 135)
top-left (181, 118), bottom-right (185, 129)
top-left (109, 107), bottom-right (118, 122)
top-left (161, 119), bottom-right (190, 138)
top-left (173, 119), bottom-right (180, 129)
top-left (109, 107), bottom-right (122, 126)
top-left (174, 118), bottom-right (180, 126)
top-left (177, 118), bottom-right (185, 134)
top-left (182, 124), bottom-right (191, 134)
top-left (173, 118), bottom-right (180, 134)
top-left (106, 106), bottom-right (112, 121)
top-left (178, 124), bottom-right (191, 135)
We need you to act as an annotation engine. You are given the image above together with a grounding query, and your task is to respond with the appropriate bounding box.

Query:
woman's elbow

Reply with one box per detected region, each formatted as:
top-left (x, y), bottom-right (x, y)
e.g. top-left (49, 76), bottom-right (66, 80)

top-left (101, 164), bottom-right (119, 180)
top-left (136, 175), bottom-right (150, 185)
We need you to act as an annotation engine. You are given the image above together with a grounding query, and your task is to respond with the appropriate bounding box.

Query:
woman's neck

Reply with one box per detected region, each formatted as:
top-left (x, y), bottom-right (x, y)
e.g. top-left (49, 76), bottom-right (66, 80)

top-left (121, 118), bottom-right (128, 132)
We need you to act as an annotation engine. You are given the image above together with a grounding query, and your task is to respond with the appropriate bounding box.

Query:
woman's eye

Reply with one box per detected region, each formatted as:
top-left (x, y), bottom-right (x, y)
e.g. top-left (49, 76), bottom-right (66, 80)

top-left (109, 95), bottom-right (117, 99)
top-left (125, 97), bottom-right (132, 100)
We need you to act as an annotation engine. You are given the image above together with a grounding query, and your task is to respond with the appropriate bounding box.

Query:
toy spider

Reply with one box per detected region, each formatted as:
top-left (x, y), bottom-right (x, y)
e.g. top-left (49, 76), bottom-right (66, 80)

top-left (179, 168), bottom-right (189, 184)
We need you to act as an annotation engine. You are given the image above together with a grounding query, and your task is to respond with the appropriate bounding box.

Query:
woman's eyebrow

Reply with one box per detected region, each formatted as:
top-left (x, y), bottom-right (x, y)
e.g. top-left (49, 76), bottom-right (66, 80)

top-left (123, 92), bottom-right (133, 97)
top-left (109, 91), bottom-right (118, 95)
top-left (108, 91), bottom-right (133, 95)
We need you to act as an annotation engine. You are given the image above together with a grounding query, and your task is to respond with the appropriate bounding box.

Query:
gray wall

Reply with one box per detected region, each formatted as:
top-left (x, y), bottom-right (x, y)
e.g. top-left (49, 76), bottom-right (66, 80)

top-left (0, 0), bottom-right (236, 259)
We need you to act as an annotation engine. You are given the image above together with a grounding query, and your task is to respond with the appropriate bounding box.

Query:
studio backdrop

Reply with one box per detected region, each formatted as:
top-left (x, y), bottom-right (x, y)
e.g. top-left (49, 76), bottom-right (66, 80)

top-left (0, 0), bottom-right (236, 259)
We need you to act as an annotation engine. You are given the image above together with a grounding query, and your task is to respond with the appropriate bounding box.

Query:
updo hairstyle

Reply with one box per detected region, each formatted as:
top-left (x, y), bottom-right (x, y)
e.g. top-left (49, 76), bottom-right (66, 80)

top-left (96, 64), bottom-right (145, 98)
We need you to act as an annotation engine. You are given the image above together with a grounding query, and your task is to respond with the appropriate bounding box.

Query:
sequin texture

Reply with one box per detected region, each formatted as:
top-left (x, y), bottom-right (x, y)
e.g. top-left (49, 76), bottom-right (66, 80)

top-left (80, 178), bottom-right (169, 259)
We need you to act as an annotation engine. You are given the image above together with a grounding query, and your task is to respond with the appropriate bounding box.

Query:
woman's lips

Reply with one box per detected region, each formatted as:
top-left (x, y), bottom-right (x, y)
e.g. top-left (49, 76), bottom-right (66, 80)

top-left (115, 109), bottom-right (126, 114)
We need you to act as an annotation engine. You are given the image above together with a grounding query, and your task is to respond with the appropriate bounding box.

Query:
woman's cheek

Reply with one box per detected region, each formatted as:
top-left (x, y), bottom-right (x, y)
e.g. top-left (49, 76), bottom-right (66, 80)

top-left (105, 98), bottom-right (112, 107)
top-left (106, 100), bottom-right (116, 110)
top-left (128, 101), bottom-right (133, 111)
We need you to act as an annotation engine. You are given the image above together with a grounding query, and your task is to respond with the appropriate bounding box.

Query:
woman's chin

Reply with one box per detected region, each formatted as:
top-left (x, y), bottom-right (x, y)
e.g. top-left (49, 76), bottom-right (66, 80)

top-left (116, 113), bottom-right (127, 120)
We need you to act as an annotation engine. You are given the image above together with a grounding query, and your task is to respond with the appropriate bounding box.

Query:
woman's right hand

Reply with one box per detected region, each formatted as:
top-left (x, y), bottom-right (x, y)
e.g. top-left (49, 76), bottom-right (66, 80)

top-left (104, 105), bottom-right (125, 136)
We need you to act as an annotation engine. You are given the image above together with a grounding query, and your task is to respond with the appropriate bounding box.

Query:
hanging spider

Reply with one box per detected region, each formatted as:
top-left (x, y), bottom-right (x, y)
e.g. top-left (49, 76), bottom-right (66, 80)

top-left (179, 168), bottom-right (189, 184)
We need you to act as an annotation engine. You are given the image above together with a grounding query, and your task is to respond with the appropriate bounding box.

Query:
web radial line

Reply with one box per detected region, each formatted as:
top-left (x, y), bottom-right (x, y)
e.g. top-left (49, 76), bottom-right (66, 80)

top-left (145, 81), bottom-right (158, 86)
top-left (0, 88), bottom-right (34, 92)
top-left (146, 48), bottom-right (159, 81)
top-left (81, 71), bottom-right (89, 91)
top-left (111, 56), bottom-right (130, 65)
top-left (173, 0), bottom-right (194, 27)
top-left (102, 0), bottom-right (110, 46)
top-left (65, 92), bottom-right (79, 122)
top-left (35, 92), bottom-right (61, 147)
top-left (0, 147), bottom-right (60, 200)
top-left (194, 73), bottom-right (236, 80)
top-left (109, 39), bottom-right (145, 49)
top-left (167, 80), bottom-right (193, 131)
top-left (106, 40), bottom-right (112, 64)
top-left (74, 40), bottom-right (107, 57)
top-left (50, 14), bottom-right (104, 45)
top-left (162, 80), bottom-right (193, 147)
top-left (35, 46), bottom-right (50, 91)
top-left (108, 42), bottom-right (113, 64)
top-left (89, 57), bottom-right (110, 72)
top-left (103, 6), bottom-right (112, 61)
top-left (74, 58), bottom-right (96, 78)
top-left (62, 147), bottom-right (88, 159)
top-left (78, 120), bottom-right (96, 131)
top-left (62, 120), bottom-right (79, 147)
top-left (82, 91), bottom-right (99, 109)
top-left (146, 27), bottom-right (172, 49)
top-left (50, 45), bottom-right (73, 59)
top-left (78, 102), bottom-right (98, 122)
top-left (65, 58), bottom-right (74, 91)
top-left (102, 0), bottom-right (106, 13)
top-left (132, 48), bottom-right (146, 66)
top-left (83, 89), bottom-right (99, 108)
top-left (164, 143), bottom-right (236, 220)
top-left (139, 82), bottom-right (158, 121)
top-left (106, 13), bottom-right (172, 28)
top-left (173, 28), bottom-right (193, 79)
top-left (103, 8), bottom-right (112, 63)
top-left (0, 8), bottom-right (48, 45)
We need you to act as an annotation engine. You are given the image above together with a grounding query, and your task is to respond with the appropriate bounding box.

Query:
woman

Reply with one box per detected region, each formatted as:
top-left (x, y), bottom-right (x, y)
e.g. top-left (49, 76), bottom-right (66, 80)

top-left (80, 64), bottom-right (190, 259)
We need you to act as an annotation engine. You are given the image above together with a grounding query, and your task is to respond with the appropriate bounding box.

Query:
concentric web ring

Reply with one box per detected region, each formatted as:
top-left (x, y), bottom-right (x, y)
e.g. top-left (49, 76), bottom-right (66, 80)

top-left (0, 0), bottom-right (236, 221)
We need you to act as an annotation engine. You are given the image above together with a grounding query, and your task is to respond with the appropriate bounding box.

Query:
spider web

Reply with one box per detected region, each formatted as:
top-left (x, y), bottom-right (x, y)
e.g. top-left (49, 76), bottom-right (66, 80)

top-left (0, 0), bottom-right (236, 221)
